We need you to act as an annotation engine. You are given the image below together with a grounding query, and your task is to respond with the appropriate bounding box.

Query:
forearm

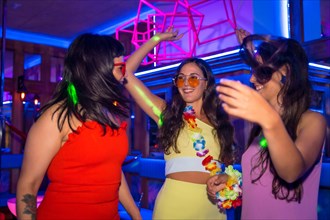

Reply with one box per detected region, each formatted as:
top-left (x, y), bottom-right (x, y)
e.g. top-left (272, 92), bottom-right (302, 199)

top-left (121, 29), bottom-right (181, 122)
top-left (124, 71), bottom-right (164, 123)
top-left (126, 35), bottom-right (161, 74)
top-left (123, 35), bottom-right (165, 123)
top-left (16, 183), bottom-right (39, 220)
top-left (119, 172), bottom-right (141, 220)
top-left (126, 27), bottom-right (181, 74)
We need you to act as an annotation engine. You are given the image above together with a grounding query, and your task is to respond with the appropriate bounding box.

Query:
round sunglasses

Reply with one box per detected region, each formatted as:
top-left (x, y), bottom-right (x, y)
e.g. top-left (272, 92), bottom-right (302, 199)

top-left (172, 74), bottom-right (207, 88)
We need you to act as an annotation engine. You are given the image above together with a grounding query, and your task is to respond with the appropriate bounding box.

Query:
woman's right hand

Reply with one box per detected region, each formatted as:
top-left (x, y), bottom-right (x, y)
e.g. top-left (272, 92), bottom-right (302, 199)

top-left (206, 174), bottom-right (228, 200)
top-left (217, 79), bottom-right (278, 126)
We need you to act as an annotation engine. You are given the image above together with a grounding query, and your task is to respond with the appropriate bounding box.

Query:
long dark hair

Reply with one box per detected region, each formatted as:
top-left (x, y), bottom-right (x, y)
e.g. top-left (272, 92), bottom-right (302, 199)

top-left (241, 35), bottom-right (311, 202)
top-left (38, 33), bottom-right (130, 133)
top-left (157, 58), bottom-right (235, 165)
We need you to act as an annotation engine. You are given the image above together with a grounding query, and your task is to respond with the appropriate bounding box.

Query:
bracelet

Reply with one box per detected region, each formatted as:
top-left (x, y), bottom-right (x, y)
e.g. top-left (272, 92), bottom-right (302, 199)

top-left (215, 165), bottom-right (242, 210)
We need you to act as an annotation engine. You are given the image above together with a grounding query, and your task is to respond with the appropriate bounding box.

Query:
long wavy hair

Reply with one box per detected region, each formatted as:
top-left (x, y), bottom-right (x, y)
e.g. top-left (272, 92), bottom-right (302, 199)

top-left (38, 33), bottom-right (129, 133)
top-left (157, 58), bottom-right (235, 165)
top-left (241, 35), bottom-right (311, 202)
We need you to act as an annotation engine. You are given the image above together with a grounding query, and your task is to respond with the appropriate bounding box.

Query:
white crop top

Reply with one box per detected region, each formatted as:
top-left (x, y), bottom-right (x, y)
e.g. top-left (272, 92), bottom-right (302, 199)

top-left (165, 157), bottom-right (207, 175)
top-left (165, 156), bottom-right (222, 175)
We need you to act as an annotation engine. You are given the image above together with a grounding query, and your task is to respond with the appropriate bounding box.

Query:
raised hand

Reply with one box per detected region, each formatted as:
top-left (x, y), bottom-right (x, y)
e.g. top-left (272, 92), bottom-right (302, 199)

top-left (154, 26), bottom-right (184, 42)
top-left (235, 28), bottom-right (255, 56)
top-left (235, 28), bottom-right (250, 44)
top-left (217, 79), bottom-right (277, 127)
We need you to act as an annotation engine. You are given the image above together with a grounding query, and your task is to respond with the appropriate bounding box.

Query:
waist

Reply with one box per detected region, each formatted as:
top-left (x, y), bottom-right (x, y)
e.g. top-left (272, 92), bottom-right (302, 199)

top-left (167, 171), bottom-right (211, 184)
top-left (44, 182), bottom-right (120, 203)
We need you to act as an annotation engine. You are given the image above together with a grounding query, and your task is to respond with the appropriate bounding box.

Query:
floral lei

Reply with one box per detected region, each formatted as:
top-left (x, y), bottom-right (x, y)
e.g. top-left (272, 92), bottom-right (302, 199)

top-left (183, 105), bottom-right (242, 210)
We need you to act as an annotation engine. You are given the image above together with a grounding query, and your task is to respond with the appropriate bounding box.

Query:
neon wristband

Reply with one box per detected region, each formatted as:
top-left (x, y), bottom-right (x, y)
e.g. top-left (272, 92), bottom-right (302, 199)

top-left (152, 35), bottom-right (161, 42)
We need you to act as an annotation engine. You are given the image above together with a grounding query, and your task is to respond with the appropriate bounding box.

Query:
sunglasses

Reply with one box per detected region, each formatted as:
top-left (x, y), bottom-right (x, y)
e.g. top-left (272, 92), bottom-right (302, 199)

top-left (173, 74), bottom-right (207, 88)
top-left (114, 62), bottom-right (126, 77)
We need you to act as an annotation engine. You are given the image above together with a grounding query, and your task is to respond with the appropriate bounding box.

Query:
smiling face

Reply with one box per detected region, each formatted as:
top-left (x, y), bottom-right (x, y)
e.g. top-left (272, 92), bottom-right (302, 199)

top-left (176, 62), bottom-right (207, 107)
top-left (250, 65), bottom-right (286, 109)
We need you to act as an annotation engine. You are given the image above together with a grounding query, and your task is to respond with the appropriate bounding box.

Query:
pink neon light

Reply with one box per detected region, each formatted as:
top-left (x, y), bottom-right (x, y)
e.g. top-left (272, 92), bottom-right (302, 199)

top-left (7, 195), bottom-right (44, 216)
top-left (115, 0), bottom-right (237, 65)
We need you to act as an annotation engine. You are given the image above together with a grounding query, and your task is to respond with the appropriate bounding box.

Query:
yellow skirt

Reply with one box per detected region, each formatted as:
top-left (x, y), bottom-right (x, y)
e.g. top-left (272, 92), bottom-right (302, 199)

top-left (152, 178), bottom-right (226, 220)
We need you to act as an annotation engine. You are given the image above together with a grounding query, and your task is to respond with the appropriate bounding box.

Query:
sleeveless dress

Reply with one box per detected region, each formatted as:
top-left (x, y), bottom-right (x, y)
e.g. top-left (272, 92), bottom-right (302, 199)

top-left (241, 139), bottom-right (322, 220)
top-left (37, 121), bottom-right (128, 220)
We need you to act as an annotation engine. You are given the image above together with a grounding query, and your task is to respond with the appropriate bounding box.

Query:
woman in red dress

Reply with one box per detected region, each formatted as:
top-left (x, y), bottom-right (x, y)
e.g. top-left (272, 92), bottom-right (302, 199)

top-left (16, 34), bottom-right (141, 220)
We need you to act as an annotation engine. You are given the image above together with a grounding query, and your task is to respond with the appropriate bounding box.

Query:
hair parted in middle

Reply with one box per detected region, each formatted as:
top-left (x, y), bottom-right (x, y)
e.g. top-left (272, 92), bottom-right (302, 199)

top-left (157, 57), bottom-right (235, 166)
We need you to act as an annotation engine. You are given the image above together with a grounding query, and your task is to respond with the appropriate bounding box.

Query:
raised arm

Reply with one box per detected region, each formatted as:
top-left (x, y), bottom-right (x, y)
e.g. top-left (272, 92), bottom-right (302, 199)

top-left (123, 27), bottom-right (183, 123)
top-left (235, 28), bottom-right (257, 59)
top-left (16, 108), bottom-right (63, 219)
top-left (236, 28), bottom-right (250, 44)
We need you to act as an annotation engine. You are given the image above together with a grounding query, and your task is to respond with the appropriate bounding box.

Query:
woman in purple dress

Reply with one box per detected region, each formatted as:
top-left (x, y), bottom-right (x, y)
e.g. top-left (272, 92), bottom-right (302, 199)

top-left (207, 29), bottom-right (326, 219)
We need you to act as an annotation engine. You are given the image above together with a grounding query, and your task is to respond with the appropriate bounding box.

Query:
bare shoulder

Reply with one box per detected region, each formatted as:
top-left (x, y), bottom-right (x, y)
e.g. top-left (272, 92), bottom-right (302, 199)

top-left (30, 103), bottom-right (74, 140)
top-left (36, 103), bottom-right (83, 139)
top-left (301, 110), bottom-right (326, 125)
top-left (298, 110), bottom-right (326, 133)
top-left (34, 104), bottom-right (61, 126)
top-left (29, 105), bottom-right (59, 136)
top-left (22, 104), bottom-right (67, 174)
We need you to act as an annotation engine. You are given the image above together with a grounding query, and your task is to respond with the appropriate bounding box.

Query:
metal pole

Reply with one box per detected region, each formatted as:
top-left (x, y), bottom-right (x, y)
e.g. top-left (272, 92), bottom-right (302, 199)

top-left (0, 0), bottom-right (8, 177)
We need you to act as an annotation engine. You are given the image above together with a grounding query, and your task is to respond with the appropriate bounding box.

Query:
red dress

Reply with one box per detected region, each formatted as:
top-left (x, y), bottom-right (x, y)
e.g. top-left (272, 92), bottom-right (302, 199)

top-left (37, 121), bottom-right (128, 220)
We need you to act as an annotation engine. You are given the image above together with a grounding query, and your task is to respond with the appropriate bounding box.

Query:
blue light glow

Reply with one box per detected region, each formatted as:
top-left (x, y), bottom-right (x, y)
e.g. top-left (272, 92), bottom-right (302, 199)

top-left (1, 9), bottom-right (154, 48)
top-left (135, 62), bottom-right (181, 76)
top-left (309, 63), bottom-right (330, 70)
top-left (24, 55), bottom-right (41, 69)
top-left (135, 49), bottom-right (240, 76)
top-left (135, 50), bottom-right (330, 77)
top-left (95, 10), bottom-right (154, 35)
top-left (0, 28), bottom-right (71, 48)
top-left (280, 0), bottom-right (289, 38)
top-left (3, 101), bottom-right (12, 105)
top-left (303, 0), bottom-right (321, 41)
top-left (201, 49), bottom-right (240, 60)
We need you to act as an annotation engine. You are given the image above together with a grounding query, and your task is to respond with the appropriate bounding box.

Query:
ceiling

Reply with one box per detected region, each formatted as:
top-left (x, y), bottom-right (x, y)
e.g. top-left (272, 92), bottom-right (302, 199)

top-left (2, 0), bottom-right (330, 66)
top-left (2, 0), bottom-right (154, 43)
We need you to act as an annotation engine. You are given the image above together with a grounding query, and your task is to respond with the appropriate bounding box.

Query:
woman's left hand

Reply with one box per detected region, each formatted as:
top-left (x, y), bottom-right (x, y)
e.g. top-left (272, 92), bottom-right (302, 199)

top-left (217, 79), bottom-right (276, 125)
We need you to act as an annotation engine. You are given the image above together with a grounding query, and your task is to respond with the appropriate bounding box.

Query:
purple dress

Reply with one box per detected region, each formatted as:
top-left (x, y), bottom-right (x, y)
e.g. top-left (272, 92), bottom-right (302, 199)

top-left (241, 139), bottom-right (322, 220)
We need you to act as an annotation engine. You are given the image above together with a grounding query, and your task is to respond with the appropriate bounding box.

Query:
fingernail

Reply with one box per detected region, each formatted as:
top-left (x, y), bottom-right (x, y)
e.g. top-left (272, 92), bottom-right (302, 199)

top-left (220, 78), bottom-right (229, 83)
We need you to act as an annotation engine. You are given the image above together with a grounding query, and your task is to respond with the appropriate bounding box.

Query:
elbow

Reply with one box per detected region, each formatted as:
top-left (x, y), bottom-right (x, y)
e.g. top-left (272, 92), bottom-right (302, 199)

top-left (277, 165), bottom-right (306, 184)
top-left (280, 175), bottom-right (299, 184)
top-left (277, 169), bottom-right (300, 183)
top-left (17, 178), bottom-right (41, 196)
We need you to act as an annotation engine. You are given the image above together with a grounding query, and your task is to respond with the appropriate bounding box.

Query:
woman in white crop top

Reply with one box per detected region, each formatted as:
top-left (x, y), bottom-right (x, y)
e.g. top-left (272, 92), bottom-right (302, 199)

top-left (120, 27), bottom-right (235, 219)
